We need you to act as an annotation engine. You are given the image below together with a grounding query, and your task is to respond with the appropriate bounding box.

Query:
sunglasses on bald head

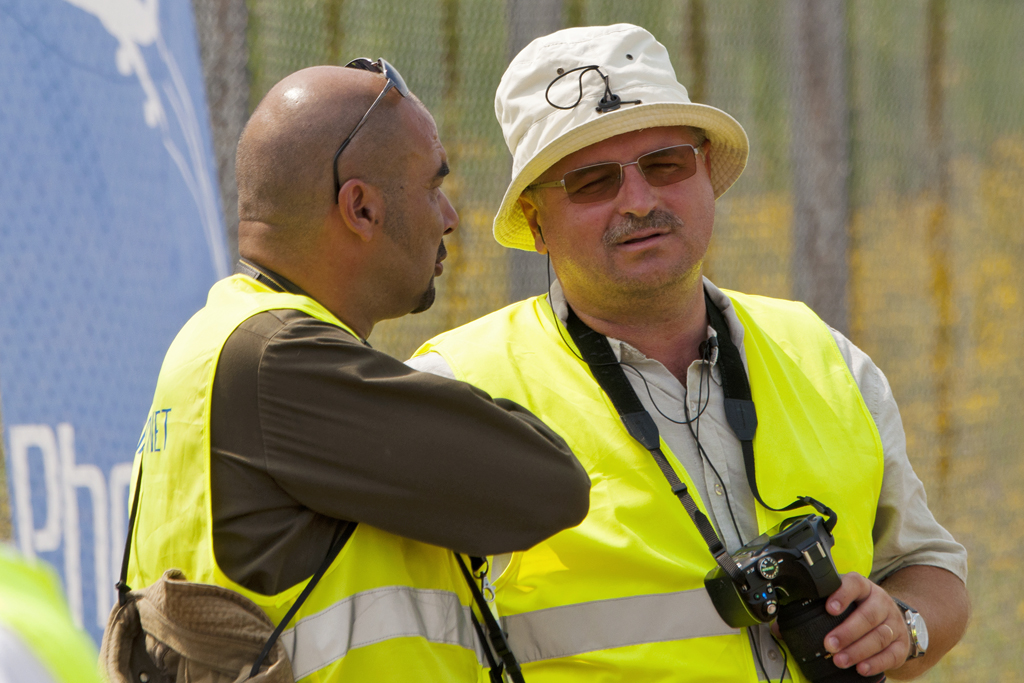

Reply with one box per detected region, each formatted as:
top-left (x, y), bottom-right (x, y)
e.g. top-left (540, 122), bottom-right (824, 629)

top-left (527, 143), bottom-right (705, 205)
top-left (332, 58), bottom-right (410, 203)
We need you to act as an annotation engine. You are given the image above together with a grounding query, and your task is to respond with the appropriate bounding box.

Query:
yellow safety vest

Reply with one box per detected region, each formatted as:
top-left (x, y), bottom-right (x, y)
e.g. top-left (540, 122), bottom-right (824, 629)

top-left (0, 544), bottom-right (102, 683)
top-left (415, 290), bottom-right (884, 683)
top-left (127, 274), bottom-right (486, 682)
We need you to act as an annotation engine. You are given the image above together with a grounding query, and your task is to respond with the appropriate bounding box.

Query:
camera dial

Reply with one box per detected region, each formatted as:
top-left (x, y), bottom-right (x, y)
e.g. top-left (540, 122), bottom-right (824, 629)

top-left (758, 556), bottom-right (780, 580)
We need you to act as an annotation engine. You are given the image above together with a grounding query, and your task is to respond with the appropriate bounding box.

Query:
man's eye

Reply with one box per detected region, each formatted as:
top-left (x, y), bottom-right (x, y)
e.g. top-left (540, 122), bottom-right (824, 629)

top-left (644, 162), bottom-right (682, 175)
top-left (565, 167), bottom-right (617, 195)
top-left (574, 178), bottom-right (614, 195)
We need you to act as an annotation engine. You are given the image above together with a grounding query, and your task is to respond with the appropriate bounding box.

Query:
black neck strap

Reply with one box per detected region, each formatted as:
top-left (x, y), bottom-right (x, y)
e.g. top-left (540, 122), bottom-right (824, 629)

top-left (247, 522), bottom-right (357, 678)
top-left (702, 290), bottom-right (837, 532)
top-left (237, 258), bottom-right (306, 296)
top-left (456, 555), bottom-right (525, 683)
top-left (115, 460), bottom-right (146, 607)
top-left (563, 288), bottom-right (836, 572)
top-left (565, 306), bottom-right (744, 583)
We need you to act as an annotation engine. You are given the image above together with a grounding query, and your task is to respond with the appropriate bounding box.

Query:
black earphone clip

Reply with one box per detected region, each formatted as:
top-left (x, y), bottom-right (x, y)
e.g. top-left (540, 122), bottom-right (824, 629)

top-left (545, 64), bottom-right (641, 114)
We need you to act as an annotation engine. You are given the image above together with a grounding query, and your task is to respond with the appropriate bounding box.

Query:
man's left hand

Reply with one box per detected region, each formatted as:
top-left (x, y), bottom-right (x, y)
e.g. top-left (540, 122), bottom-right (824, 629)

top-left (822, 572), bottom-right (908, 677)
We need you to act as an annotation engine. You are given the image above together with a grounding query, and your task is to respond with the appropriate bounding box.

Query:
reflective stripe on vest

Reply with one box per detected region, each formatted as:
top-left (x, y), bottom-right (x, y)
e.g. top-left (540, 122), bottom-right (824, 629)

top-left (282, 585), bottom-right (487, 679)
top-left (502, 588), bottom-right (737, 664)
top-left (415, 290), bottom-right (884, 682)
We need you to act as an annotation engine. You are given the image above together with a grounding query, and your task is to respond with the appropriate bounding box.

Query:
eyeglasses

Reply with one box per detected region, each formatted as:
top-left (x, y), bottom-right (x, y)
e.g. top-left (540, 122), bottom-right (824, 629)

top-left (332, 58), bottom-right (410, 203)
top-left (528, 144), bottom-right (705, 205)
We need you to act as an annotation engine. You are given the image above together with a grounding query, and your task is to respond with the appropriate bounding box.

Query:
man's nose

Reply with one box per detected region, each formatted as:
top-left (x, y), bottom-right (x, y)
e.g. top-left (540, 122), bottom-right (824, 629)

top-left (616, 162), bottom-right (657, 217)
top-left (441, 190), bottom-right (459, 234)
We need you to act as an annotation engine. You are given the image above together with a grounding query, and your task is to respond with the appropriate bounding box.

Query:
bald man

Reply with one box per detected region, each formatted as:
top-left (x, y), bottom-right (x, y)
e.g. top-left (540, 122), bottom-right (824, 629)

top-left (122, 64), bottom-right (589, 682)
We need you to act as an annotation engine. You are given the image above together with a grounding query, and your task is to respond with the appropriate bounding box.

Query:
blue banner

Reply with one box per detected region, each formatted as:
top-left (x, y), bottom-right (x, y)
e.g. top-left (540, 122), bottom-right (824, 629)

top-left (0, 0), bottom-right (227, 643)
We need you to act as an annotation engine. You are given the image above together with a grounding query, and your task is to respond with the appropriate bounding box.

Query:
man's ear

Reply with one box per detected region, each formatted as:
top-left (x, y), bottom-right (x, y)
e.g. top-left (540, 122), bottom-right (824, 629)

top-left (701, 139), bottom-right (712, 173)
top-left (517, 194), bottom-right (548, 255)
top-left (337, 178), bottom-right (384, 242)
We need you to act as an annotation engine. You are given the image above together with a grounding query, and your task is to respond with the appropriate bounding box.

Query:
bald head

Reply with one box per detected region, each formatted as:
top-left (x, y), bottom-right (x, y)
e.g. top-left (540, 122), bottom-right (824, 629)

top-left (236, 65), bottom-right (420, 253)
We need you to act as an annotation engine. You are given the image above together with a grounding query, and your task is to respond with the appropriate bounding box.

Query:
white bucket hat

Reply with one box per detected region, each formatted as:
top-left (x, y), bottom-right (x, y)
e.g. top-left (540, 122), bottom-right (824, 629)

top-left (493, 23), bottom-right (750, 251)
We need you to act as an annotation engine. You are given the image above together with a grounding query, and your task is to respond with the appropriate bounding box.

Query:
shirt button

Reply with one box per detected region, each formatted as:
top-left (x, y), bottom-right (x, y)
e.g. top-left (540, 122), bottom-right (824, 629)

top-left (767, 649), bottom-right (779, 662)
top-left (714, 484), bottom-right (724, 496)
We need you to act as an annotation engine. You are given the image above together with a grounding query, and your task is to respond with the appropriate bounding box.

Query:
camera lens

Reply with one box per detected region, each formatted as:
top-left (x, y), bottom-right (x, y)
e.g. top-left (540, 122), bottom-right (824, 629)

top-left (777, 599), bottom-right (884, 683)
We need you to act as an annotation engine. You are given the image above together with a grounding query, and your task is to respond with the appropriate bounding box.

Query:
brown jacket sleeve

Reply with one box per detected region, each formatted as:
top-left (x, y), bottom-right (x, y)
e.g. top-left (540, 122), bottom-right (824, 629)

top-left (211, 309), bottom-right (589, 594)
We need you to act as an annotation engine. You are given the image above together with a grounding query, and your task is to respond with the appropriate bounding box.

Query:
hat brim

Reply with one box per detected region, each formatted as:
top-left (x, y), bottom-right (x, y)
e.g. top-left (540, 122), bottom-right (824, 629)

top-left (493, 101), bottom-right (749, 251)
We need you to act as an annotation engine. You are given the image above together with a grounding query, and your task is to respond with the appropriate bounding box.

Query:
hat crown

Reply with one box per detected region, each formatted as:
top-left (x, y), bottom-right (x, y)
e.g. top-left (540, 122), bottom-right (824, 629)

top-left (496, 24), bottom-right (691, 173)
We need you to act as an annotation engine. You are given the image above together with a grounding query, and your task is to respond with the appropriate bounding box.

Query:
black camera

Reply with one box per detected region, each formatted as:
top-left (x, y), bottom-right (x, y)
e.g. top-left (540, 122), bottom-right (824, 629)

top-left (704, 515), bottom-right (884, 683)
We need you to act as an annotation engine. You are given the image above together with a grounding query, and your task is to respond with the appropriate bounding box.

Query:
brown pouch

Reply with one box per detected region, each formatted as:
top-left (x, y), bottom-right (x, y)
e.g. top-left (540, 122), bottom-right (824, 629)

top-left (100, 569), bottom-right (293, 683)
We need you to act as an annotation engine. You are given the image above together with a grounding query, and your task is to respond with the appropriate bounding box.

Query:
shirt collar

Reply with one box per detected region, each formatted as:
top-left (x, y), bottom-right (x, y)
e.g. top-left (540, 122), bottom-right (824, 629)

top-left (235, 259), bottom-right (373, 347)
top-left (236, 258), bottom-right (309, 296)
top-left (545, 277), bottom-right (747, 375)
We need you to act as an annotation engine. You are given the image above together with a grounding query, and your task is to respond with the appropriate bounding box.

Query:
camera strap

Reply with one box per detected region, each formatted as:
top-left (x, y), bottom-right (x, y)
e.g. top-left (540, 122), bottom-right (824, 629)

top-left (456, 554), bottom-right (526, 683)
top-left (564, 287), bottom-right (838, 577)
top-left (121, 458), bottom-right (519, 682)
top-left (115, 457), bottom-right (358, 679)
top-left (565, 305), bottom-right (744, 584)
top-left (702, 291), bottom-right (837, 533)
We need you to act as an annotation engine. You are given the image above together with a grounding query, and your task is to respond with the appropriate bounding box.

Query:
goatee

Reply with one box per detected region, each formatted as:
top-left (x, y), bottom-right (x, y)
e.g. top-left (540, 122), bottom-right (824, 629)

top-left (411, 279), bottom-right (436, 314)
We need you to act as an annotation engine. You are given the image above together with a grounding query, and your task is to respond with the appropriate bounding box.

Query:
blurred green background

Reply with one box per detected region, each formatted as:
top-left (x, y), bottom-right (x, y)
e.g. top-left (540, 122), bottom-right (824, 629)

top-left (4, 0), bottom-right (1021, 678)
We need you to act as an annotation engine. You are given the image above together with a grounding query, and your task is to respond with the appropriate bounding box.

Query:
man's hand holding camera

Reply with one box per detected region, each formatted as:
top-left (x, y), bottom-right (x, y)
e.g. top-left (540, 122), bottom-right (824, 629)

top-left (705, 513), bottom-right (964, 681)
top-left (819, 564), bottom-right (967, 681)
top-left (821, 573), bottom-right (910, 678)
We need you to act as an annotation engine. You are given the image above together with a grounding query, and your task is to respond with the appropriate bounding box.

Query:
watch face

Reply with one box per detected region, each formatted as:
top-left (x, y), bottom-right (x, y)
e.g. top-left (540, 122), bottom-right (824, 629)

top-left (911, 612), bottom-right (929, 652)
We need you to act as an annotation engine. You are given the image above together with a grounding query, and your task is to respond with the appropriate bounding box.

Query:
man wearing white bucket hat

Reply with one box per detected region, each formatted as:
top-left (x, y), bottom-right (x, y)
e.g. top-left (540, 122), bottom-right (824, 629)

top-left (411, 24), bottom-right (968, 682)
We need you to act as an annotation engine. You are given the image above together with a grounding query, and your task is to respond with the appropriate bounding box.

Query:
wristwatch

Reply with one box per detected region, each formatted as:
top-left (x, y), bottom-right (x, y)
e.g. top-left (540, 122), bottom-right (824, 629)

top-left (893, 598), bottom-right (928, 660)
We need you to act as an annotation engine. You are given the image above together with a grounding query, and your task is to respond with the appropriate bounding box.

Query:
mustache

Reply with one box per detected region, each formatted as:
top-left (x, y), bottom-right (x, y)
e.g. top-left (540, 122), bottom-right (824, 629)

top-left (603, 209), bottom-right (685, 247)
top-left (437, 241), bottom-right (447, 262)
